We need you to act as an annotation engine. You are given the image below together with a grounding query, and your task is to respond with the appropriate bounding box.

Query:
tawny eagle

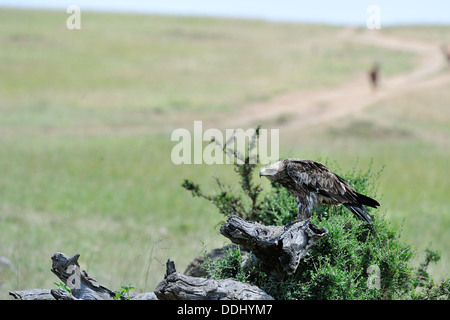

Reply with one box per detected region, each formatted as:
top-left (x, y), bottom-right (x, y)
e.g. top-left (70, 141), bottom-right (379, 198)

top-left (259, 159), bottom-right (380, 223)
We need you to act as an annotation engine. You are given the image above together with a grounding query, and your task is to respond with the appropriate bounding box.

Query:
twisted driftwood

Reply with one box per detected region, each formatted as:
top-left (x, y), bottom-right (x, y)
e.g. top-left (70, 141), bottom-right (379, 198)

top-left (9, 216), bottom-right (327, 300)
top-left (9, 252), bottom-right (119, 300)
top-left (155, 260), bottom-right (273, 300)
top-left (9, 253), bottom-right (272, 300)
top-left (50, 252), bottom-right (116, 300)
top-left (9, 289), bottom-right (54, 301)
top-left (220, 216), bottom-right (328, 275)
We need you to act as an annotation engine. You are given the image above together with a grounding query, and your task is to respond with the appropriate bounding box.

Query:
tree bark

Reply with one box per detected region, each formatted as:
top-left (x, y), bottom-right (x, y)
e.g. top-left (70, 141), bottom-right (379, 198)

top-left (9, 214), bottom-right (327, 301)
top-left (9, 289), bottom-right (54, 300)
top-left (9, 253), bottom-right (272, 300)
top-left (220, 216), bottom-right (328, 275)
top-left (154, 260), bottom-right (273, 300)
top-left (49, 252), bottom-right (117, 300)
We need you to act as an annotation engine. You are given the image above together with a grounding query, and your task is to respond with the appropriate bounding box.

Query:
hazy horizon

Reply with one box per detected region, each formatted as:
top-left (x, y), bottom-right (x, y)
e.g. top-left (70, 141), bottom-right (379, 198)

top-left (0, 0), bottom-right (449, 26)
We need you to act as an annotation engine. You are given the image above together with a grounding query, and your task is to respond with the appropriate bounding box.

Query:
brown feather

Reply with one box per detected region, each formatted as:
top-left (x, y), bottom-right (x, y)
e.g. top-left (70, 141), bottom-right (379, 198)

top-left (260, 158), bottom-right (379, 223)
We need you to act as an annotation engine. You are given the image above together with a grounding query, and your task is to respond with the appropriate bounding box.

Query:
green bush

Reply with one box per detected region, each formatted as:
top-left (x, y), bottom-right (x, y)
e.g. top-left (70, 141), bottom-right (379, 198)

top-left (182, 130), bottom-right (449, 300)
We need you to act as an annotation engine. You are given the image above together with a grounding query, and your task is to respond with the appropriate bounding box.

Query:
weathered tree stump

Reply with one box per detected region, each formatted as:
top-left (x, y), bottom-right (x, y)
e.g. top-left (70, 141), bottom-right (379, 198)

top-left (9, 289), bottom-right (54, 300)
top-left (50, 252), bottom-right (117, 300)
top-left (9, 253), bottom-right (272, 300)
top-left (9, 252), bottom-right (118, 300)
top-left (155, 260), bottom-right (274, 300)
top-left (9, 216), bottom-right (327, 300)
top-left (220, 216), bottom-right (328, 275)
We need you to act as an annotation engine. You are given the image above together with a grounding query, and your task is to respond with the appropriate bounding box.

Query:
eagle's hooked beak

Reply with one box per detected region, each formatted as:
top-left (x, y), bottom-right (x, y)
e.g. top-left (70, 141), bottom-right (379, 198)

top-left (259, 161), bottom-right (281, 178)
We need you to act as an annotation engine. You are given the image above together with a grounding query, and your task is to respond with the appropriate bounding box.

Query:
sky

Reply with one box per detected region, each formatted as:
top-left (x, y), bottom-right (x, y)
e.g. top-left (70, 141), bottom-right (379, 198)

top-left (0, 0), bottom-right (449, 26)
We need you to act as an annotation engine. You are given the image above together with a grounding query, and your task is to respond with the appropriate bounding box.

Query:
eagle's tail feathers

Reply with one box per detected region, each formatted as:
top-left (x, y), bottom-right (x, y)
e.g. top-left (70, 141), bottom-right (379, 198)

top-left (343, 203), bottom-right (373, 224)
top-left (355, 192), bottom-right (380, 208)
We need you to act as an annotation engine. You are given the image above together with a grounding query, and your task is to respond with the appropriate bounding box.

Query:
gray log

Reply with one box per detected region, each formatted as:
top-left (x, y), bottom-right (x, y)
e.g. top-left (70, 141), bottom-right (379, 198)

top-left (220, 216), bottom-right (328, 275)
top-left (155, 272), bottom-right (273, 300)
top-left (51, 289), bottom-right (78, 300)
top-left (9, 289), bottom-right (54, 300)
top-left (155, 260), bottom-right (273, 300)
top-left (130, 292), bottom-right (158, 300)
top-left (50, 252), bottom-right (116, 300)
top-left (9, 252), bottom-right (116, 300)
top-left (8, 251), bottom-right (159, 300)
top-left (12, 216), bottom-right (324, 301)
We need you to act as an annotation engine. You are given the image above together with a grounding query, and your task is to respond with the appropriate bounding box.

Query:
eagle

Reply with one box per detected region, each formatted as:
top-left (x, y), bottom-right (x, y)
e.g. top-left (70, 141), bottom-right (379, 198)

top-left (259, 159), bottom-right (380, 224)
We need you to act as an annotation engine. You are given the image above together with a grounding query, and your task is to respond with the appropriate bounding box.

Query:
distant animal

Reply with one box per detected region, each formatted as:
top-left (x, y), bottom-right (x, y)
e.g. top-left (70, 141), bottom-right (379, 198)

top-left (259, 159), bottom-right (380, 223)
top-left (441, 44), bottom-right (450, 64)
top-left (368, 62), bottom-right (380, 90)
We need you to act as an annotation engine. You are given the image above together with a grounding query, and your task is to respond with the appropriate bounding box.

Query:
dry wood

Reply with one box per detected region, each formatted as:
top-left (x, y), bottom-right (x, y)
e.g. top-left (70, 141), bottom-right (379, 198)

top-left (155, 260), bottom-right (273, 300)
top-left (50, 252), bottom-right (116, 300)
top-left (220, 215), bottom-right (328, 274)
top-left (129, 292), bottom-right (158, 300)
top-left (10, 214), bottom-right (327, 301)
top-left (51, 289), bottom-right (78, 300)
top-left (9, 289), bottom-right (54, 300)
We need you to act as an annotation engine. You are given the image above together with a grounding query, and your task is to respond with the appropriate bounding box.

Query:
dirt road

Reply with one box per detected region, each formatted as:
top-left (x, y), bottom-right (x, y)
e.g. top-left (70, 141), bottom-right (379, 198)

top-left (226, 27), bottom-right (450, 131)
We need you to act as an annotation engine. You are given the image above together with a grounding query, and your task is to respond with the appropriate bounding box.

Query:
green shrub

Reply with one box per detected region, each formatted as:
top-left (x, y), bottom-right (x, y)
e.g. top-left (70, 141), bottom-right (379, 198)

top-left (202, 244), bottom-right (251, 284)
top-left (182, 129), bottom-right (449, 300)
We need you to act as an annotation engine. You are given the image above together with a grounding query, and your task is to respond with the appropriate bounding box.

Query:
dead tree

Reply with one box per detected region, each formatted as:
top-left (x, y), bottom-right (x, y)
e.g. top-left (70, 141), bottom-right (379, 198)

top-left (9, 289), bottom-right (54, 301)
top-left (50, 252), bottom-right (117, 300)
top-left (9, 218), bottom-right (327, 300)
top-left (9, 252), bottom-right (273, 300)
top-left (155, 260), bottom-right (274, 300)
top-left (220, 216), bottom-right (328, 275)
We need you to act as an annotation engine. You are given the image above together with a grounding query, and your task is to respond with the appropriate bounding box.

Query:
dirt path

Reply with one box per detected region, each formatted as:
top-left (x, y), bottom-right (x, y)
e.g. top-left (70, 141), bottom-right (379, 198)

top-left (224, 27), bottom-right (450, 131)
top-left (4, 27), bottom-right (447, 139)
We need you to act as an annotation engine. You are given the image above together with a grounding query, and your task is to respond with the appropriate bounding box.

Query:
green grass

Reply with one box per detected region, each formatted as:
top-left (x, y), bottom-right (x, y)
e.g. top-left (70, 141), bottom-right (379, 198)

top-left (0, 9), bottom-right (416, 117)
top-left (383, 25), bottom-right (450, 43)
top-left (281, 82), bottom-right (450, 280)
top-left (0, 133), bottom-right (229, 296)
top-left (0, 8), bottom-right (448, 299)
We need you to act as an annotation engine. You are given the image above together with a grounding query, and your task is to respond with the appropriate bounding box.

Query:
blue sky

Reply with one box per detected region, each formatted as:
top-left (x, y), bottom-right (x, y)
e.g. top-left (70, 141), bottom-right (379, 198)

top-left (0, 0), bottom-right (449, 26)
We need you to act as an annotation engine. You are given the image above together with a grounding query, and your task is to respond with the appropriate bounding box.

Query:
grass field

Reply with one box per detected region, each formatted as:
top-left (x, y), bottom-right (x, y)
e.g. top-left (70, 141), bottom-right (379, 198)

top-left (0, 8), bottom-right (449, 299)
top-left (282, 81), bottom-right (450, 279)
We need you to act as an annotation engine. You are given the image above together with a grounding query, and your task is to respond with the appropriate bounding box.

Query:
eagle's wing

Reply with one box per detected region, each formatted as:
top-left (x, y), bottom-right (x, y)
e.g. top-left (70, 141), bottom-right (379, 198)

top-left (285, 159), bottom-right (348, 199)
top-left (285, 159), bottom-right (378, 223)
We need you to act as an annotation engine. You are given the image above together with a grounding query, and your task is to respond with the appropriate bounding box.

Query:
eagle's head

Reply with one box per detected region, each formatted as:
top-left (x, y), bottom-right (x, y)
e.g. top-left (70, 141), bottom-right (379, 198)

top-left (259, 160), bottom-right (286, 181)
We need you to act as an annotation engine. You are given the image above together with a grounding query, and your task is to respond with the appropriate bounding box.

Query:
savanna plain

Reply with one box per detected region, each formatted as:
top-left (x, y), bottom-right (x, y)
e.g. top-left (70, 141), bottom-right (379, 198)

top-left (0, 8), bottom-right (449, 299)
